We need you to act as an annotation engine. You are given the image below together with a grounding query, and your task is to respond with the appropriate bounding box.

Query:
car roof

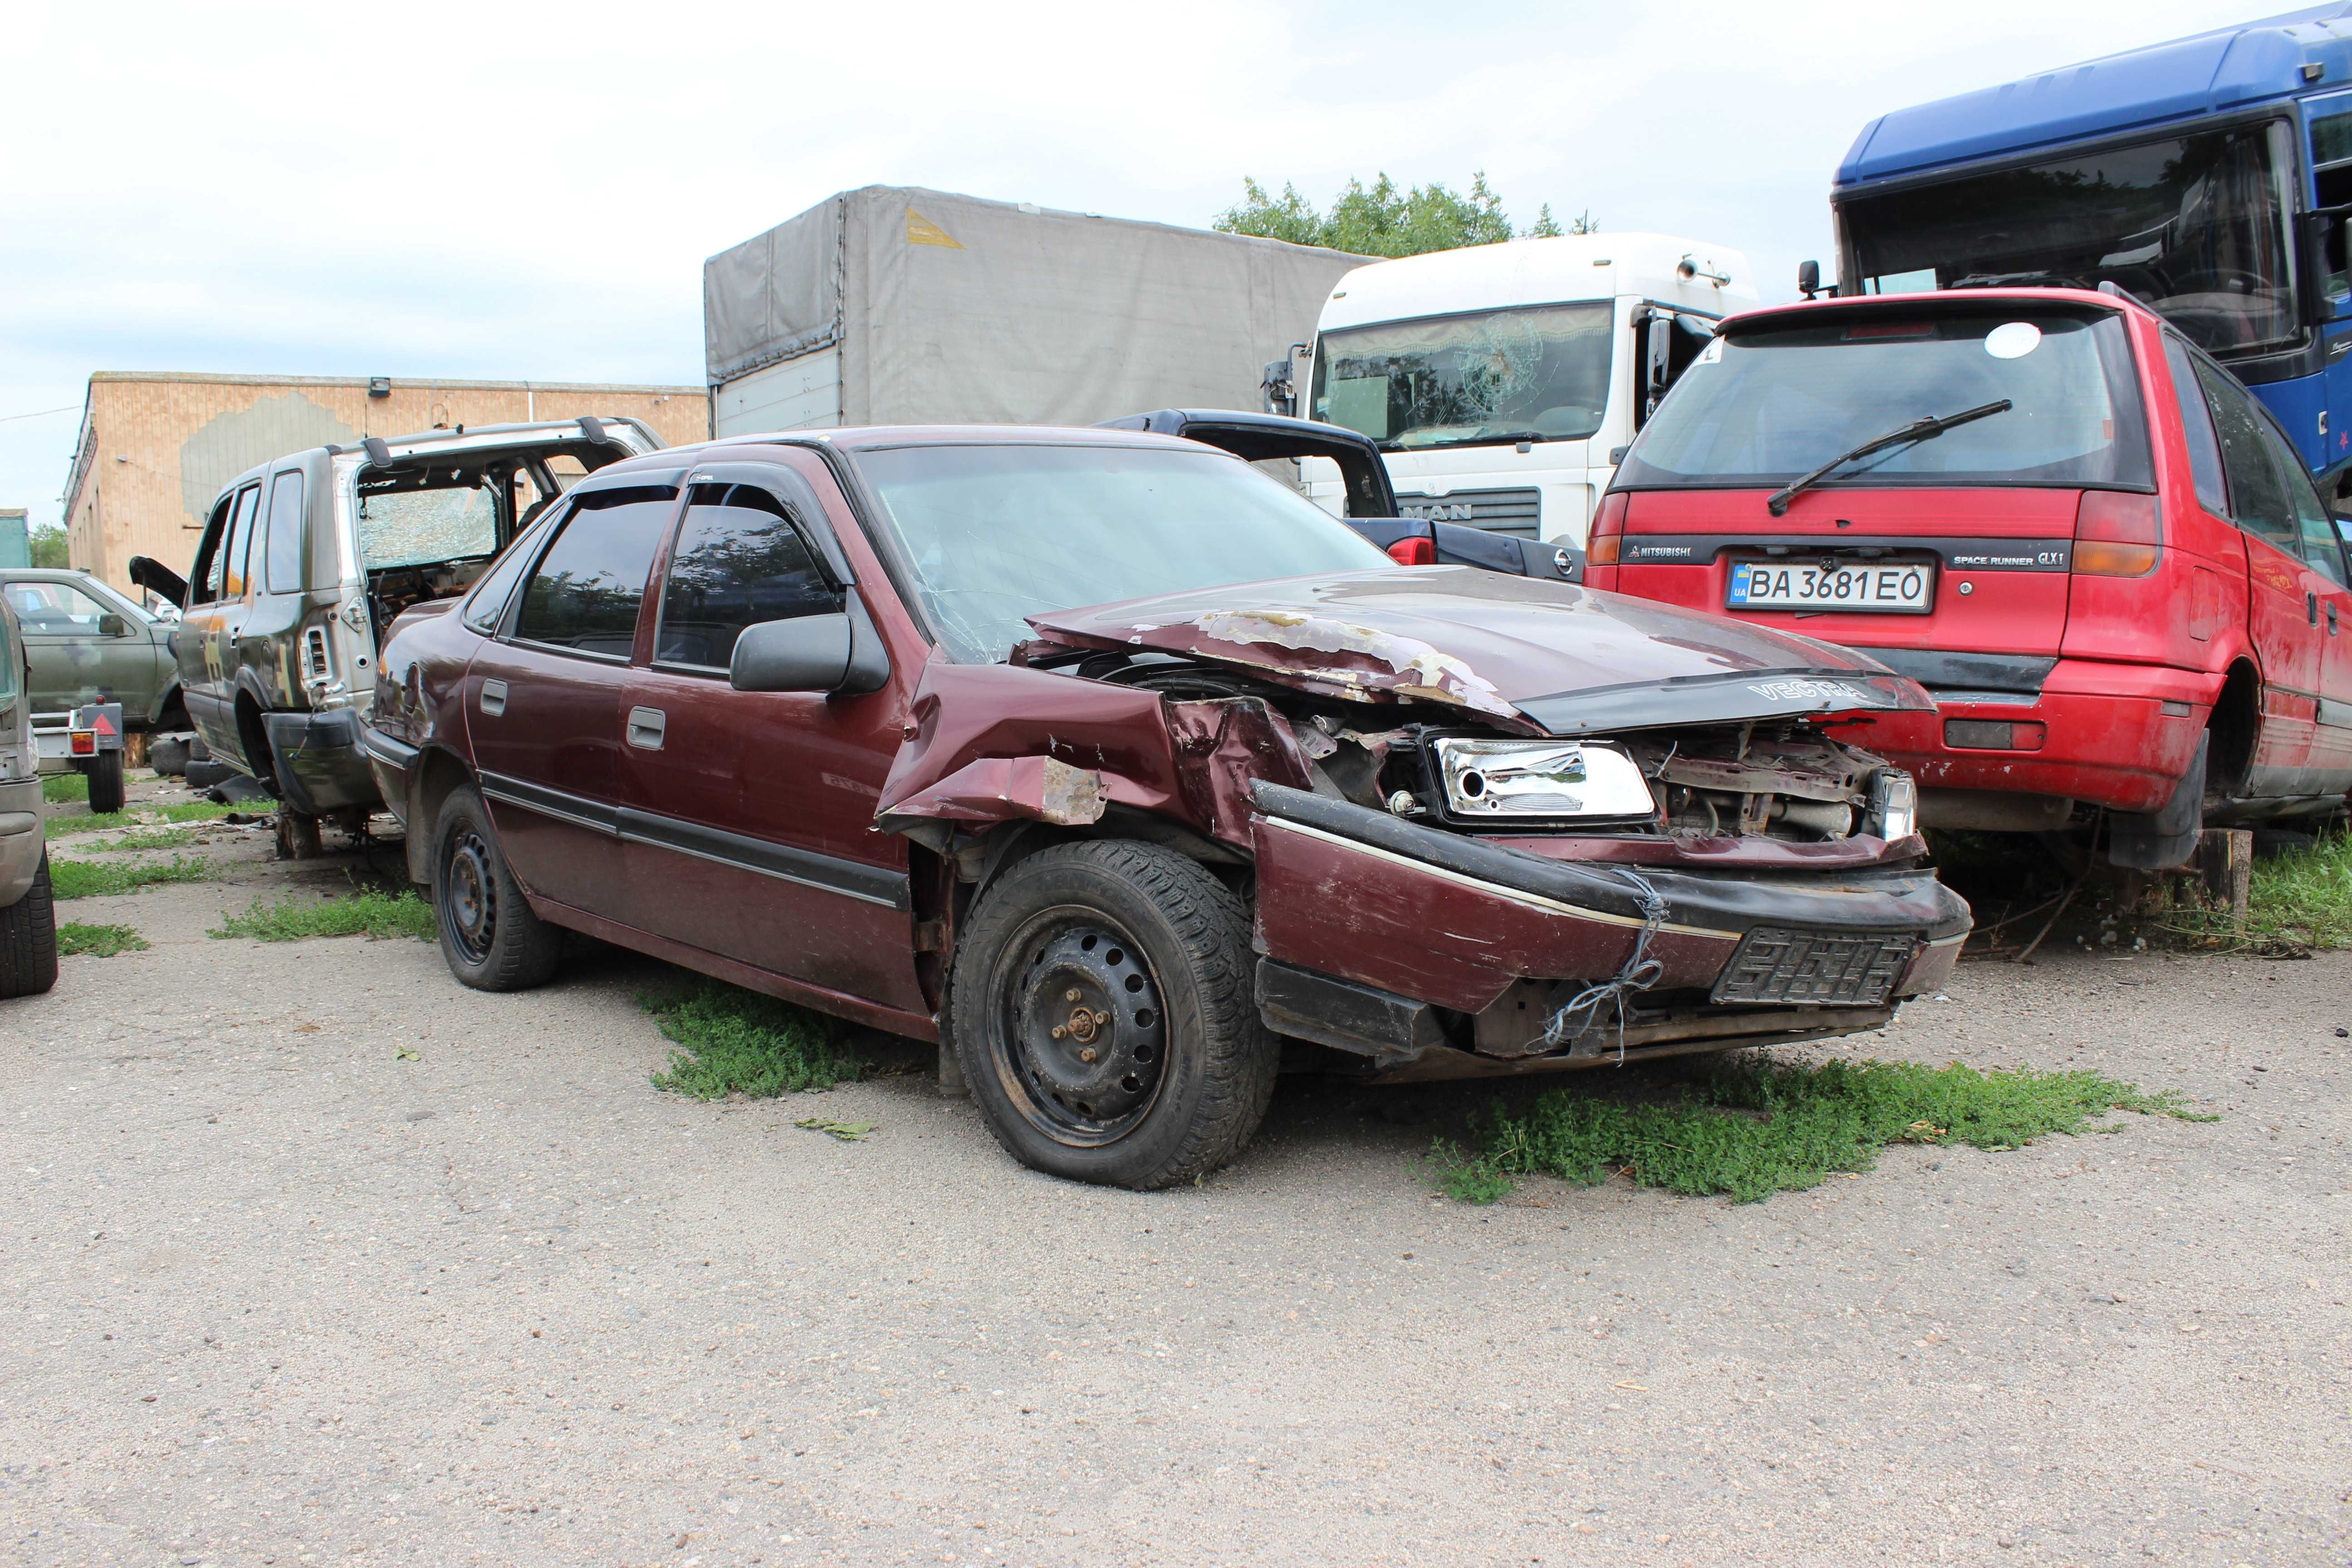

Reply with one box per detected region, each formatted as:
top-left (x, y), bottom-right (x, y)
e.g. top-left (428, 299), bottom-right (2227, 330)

top-left (589, 424), bottom-right (1212, 479)
top-left (2, 567), bottom-right (113, 585)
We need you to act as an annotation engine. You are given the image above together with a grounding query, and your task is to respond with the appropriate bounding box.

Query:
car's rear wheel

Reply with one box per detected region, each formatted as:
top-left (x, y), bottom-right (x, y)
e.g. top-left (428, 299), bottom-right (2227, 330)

top-left (84, 751), bottom-right (125, 815)
top-left (431, 785), bottom-right (561, 992)
top-left (0, 857), bottom-right (60, 999)
top-left (947, 840), bottom-right (1276, 1189)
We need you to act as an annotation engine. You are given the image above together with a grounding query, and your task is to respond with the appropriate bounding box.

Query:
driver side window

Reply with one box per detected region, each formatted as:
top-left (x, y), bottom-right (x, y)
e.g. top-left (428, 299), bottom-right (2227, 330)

top-left (655, 484), bottom-right (840, 672)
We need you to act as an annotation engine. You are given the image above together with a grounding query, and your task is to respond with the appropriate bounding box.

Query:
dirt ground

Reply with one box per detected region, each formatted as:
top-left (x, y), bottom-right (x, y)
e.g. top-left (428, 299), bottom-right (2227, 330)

top-left (3, 773), bottom-right (2346, 1567)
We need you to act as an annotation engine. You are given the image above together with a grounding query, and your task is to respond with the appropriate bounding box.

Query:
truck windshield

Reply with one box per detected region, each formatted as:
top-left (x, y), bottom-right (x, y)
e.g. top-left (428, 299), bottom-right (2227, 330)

top-left (1615, 309), bottom-right (2152, 491)
top-left (1840, 122), bottom-right (2297, 356)
top-left (853, 444), bottom-right (1393, 664)
top-left (1308, 301), bottom-right (1612, 450)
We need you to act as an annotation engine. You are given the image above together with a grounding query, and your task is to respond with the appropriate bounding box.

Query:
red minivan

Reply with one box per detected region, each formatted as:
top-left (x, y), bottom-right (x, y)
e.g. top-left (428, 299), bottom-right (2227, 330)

top-left (1588, 286), bottom-right (2352, 867)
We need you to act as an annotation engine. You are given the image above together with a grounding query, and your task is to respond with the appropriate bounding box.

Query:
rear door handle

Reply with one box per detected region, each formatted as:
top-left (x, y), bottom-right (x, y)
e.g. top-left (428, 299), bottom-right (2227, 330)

top-left (627, 706), bottom-right (666, 750)
top-left (479, 679), bottom-right (507, 717)
top-left (2310, 591), bottom-right (2321, 627)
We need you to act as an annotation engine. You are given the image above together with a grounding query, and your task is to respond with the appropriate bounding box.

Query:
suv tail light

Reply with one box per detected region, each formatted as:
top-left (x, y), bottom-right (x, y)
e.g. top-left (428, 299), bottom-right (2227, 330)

top-left (2073, 491), bottom-right (2161, 578)
top-left (1386, 535), bottom-right (1435, 566)
top-left (1587, 491), bottom-right (1628, 567)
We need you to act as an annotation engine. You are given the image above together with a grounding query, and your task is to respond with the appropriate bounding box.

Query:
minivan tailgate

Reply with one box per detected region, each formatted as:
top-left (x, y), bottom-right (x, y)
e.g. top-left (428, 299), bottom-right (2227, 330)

top-left (1613, 487), bottom-right (2076, 659)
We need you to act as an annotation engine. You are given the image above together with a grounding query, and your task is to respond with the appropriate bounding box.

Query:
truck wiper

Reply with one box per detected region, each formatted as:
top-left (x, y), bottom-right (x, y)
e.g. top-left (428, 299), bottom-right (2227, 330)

top-left (1764, 399), bottom-right (2013, 517)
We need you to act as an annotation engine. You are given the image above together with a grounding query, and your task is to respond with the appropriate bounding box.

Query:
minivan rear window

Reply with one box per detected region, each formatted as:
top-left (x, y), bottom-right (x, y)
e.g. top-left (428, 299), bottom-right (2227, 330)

top-left (1616, 309), bottom-right (2152, 491)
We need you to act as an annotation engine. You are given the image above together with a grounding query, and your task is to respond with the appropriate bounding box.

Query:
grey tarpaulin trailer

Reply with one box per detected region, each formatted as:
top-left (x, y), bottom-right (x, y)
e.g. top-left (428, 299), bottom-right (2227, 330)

top-left (703, 185), bottom-right (1367, 435)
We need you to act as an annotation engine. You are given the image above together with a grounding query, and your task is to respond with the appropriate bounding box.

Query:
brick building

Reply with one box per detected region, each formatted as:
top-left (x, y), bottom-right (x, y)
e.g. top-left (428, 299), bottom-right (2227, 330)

top-left (60, 374), bottom-right (708, 593)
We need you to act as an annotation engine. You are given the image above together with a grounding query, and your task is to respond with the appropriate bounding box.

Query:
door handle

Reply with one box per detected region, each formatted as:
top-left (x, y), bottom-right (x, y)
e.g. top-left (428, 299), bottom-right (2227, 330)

top-left (627, 706), bottom-right (666, 750)
top-left (2333, 603), bottom-right (2342, 636)
top-left (2309, 590), bottom-right (2321, 627)
top-left (479, 679), bottom-right (507, 717)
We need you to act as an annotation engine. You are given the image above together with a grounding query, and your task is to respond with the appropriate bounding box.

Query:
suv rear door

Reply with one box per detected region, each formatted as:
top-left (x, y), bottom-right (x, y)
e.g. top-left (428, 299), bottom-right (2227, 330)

top-left (181, 480), bottom-right (262, 764)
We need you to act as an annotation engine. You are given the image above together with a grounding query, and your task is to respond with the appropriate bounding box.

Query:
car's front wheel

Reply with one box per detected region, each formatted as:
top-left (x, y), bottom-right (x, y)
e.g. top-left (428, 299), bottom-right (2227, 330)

top-left (947, 840), bottom-right (1277, 1189)
top-left (431, 784), bottom-right (561, 992)
top-left (0, 857), bottom-right (60, 999)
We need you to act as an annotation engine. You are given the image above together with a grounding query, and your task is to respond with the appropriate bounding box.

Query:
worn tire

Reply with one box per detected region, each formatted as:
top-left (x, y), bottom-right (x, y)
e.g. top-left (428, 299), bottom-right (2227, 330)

top-left (85, 750), bottom-right (125, 816)
top-left (148, 736), bottom-right (190, 778)
top-left (946, 840), bottom-right (1277, 1190)
top-left (0, 857), bottom-right (60, 999)
top-left (430, 784), bottom-right (561, 992)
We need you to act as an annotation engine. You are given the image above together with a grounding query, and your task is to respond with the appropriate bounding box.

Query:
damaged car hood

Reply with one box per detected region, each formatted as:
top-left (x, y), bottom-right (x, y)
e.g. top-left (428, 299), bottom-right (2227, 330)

top-left (1025, 567), bottom-right (1933, 736)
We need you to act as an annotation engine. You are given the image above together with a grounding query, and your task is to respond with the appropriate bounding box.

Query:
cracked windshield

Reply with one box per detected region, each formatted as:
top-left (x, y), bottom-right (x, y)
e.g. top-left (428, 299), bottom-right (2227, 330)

top-left (853, 444), bottom-right (1390, 664)
top-left (1309, 300), bottom-right (1612, 450)
top-left (357, 482), bottom-right (500, 569)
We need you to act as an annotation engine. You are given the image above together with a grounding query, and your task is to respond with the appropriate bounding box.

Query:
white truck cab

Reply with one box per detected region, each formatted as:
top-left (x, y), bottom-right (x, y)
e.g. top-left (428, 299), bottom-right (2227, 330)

top-left (1293, 233), bottom-right (1755, 549)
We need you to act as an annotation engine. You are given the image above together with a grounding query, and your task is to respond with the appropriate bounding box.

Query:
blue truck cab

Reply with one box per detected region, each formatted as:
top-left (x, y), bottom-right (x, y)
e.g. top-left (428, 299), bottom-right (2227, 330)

top-left (1830, 6), bottom-right (2352, 497)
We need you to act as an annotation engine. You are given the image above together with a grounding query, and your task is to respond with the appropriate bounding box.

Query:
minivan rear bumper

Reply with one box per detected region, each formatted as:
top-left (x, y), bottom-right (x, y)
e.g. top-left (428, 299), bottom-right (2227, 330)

top-left (1823, 658), bottom-right (2212, 817)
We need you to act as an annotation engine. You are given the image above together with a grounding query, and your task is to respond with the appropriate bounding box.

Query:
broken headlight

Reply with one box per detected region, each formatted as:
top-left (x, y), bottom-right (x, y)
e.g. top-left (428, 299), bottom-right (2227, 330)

top-left (1865, 769), bottom-right (1919, 841)
top-left (1427, 737), bottom-right (1657, 823)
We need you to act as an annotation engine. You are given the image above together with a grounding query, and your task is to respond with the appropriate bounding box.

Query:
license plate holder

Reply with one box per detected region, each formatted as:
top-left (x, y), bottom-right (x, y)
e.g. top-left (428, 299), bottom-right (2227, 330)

top-left (1727, 559), bottom-right (1935, 613)
top-left (1710, 926), bottom-right (1920, 1008)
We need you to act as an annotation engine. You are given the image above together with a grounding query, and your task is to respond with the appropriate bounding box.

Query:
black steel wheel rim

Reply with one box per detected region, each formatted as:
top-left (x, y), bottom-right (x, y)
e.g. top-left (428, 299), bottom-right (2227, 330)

top-left (988, 906), bottom-right (1169, 1147)
top-left (442, 828), bottom-right (498, 965)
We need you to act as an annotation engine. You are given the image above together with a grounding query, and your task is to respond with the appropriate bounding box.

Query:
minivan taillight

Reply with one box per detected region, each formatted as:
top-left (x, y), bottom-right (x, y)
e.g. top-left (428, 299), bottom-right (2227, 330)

top-left (1588, 491), bottom-right (1628, 567)
top-left (2073, 491), bottom-right (2161, 578)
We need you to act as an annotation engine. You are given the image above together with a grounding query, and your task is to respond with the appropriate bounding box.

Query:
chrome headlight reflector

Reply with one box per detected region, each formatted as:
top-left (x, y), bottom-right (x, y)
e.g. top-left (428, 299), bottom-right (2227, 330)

top-left (1429, 737), bottom-right (1656, 822)
top-left (1867, 769), bottom-right (1918, 841)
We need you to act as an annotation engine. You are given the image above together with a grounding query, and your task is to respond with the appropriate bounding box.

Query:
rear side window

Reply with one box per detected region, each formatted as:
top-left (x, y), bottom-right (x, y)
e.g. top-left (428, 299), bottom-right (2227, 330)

top-left (655, 484), bottom-right (841, 671)
top-left (512, 487), bottom-right (676, 659)
top-left (264, 471), bottom-right (305, 593)
top-left (221, 484), bottom-right (262, 598)
top-left (2265, 412), bottom-right (2352, 586)
top-left (2162, 337), bottom-right (2229, 517)
top-left (194, 495), bottom-right (234, 604)
top-left (462, 506), bottom-right (563, 636)
top-left (2194, 361), bottom-right (2298, 555)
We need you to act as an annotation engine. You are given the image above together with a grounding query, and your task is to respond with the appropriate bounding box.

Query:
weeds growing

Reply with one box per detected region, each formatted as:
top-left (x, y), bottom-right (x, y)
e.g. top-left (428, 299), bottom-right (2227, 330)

top-left (88, 828), bottom-right (201, 853)
top-left (1428, 1055), bottom-right (2215, 1205)
top-left (209, 888), bottom-right (435, 943)
top-left (62, 801), bottom-right (245, 835)
top-left (41, 773), bottom-right (87, 804)
top-left (643, 981), bottom-right (862, 1099)
top-left (55, 922), bottom-right (148, 957)
top-left (48, 856), bottom-right (217, 900)
top-left (2166, 828), bottom-right (2352, 951)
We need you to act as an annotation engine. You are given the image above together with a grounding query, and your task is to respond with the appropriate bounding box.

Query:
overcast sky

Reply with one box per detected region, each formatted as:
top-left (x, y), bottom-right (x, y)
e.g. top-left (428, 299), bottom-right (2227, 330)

top-left (0, 0), bottom-right (2266, 530)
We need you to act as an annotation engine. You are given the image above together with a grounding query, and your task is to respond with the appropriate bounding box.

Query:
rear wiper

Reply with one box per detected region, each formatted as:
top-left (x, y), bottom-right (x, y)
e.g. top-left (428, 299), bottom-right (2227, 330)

top-left (1764, 399), bottom-right (2013, 517)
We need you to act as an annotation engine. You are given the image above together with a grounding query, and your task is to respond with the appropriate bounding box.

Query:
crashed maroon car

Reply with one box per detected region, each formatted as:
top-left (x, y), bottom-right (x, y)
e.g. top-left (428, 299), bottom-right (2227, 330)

top-left (362, 427), bottom-right (1970, 1189)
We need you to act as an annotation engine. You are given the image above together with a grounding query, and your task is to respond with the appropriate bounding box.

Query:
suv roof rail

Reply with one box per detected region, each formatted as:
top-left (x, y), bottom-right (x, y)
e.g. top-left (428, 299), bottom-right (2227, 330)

top-left (2096, 279), bottom-right (2155, 313)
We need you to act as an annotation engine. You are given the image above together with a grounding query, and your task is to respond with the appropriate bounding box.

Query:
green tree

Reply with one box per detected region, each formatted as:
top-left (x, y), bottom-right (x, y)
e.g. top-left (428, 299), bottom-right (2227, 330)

top-left (1215, 172), bottom-right (1590, 259)
top-left (27, 524), bottom-right (69, 568)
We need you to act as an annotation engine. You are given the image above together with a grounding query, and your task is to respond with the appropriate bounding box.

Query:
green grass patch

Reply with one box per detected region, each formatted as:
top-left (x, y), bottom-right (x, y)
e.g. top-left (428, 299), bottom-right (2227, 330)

top-left (88, 828), bottom-right (200, 853)
top-left (209, 888), bottom-right (435, 943)
top-left (42, 773), bottom-right (88, 803)
top-left (59, 801), bottom-right (244, 835)
top-left (1430, 1056), bottom-right (2216, 1205)
top-left (55, 922), bottom-right (148, 957)
top-left (643, 981), bottom-right (861, 1099)
top-left (48, 856), bottom-right (218, 900)
top-left (2165, 828), bottom-right (2352, 951)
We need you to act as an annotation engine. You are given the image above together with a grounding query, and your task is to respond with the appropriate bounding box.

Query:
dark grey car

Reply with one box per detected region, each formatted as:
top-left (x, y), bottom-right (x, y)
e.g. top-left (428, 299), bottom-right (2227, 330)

top-left (143, 416), bottom-right (663, 852)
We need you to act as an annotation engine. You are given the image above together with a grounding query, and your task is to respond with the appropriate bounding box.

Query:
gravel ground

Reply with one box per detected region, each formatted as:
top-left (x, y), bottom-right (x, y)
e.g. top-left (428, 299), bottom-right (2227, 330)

top-left (3, 774), bottom-right (2347, 1567)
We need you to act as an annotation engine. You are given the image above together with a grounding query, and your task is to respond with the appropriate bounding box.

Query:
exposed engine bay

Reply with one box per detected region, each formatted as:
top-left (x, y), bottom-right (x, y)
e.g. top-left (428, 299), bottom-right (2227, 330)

top-left (1054, 647), bottom-right (1916, 846)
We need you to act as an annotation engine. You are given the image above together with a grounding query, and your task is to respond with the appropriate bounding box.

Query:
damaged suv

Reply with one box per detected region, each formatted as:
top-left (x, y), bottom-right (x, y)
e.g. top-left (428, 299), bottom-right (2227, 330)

top-left (364, 427), bottom-right (1970, 1188)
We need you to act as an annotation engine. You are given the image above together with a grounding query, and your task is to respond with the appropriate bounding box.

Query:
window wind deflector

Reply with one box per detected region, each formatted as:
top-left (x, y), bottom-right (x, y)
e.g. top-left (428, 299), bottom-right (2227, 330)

top-left (1764, 399), bottom-right (2013, 517)
top-left (678, 460), bottom-right (857, 587)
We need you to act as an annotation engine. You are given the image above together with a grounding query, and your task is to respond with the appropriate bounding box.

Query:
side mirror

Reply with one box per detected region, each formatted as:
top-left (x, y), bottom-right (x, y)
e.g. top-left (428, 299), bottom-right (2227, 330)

top-left (1797, 259), bottom-right (1821, 299)
top-left (98, 613), bottom-right (128, 637)
top-left (729, 589), bottom-right (890, 695)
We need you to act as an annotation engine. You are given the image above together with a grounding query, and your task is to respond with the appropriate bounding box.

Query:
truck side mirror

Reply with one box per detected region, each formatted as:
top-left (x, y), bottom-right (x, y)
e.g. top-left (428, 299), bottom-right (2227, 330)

top-left (1262, 357), bottom-right (1296, 418)
top-left (1797, 259), bottom-right (1821, 299)
top-left (1638, 315), bottom-right (1674, 429)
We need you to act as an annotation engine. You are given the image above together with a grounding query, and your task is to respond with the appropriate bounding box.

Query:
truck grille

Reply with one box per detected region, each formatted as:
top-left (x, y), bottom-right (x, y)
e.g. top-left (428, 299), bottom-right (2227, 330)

top-left (1393, 486), bottom-right (1542, 538)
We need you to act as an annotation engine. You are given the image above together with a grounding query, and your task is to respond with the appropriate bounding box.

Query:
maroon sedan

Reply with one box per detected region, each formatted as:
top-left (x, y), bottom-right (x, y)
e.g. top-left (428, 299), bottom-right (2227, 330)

top-left (363, 427), bottom-right (1969, 1189)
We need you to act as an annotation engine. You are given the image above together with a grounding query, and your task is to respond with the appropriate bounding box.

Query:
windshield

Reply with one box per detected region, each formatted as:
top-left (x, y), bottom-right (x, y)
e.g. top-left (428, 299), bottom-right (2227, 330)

top-left (852, 443), bottom-right (1394, 664)
top-left (1309, 301), bottom-right (1612, 450)
top-left (358, 484), bottom-right (500, 570)
top-left (1617, 309), bottom-right (2152, 490)
top-left (1841, 121), bottom-right (2297, 356)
